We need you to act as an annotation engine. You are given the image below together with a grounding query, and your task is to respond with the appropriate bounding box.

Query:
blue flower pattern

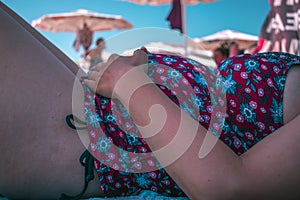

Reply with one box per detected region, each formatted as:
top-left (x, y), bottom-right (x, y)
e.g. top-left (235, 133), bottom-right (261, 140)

top-left (81, 52), bottom-right (300, 197)
top-left (218, 52), bottom-right (300, 155)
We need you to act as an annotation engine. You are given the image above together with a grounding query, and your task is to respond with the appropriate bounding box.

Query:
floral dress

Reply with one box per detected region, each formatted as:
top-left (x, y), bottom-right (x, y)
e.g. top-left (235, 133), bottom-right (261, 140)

top-left (81, 52), bottom-right (300, 197)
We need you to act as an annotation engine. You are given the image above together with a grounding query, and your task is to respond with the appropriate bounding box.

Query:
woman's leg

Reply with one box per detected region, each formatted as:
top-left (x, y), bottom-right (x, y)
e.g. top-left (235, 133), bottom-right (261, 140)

top-left (0, 3), bottom-right (102, 199)
top-left (283, 64), bottom-right (300, 123)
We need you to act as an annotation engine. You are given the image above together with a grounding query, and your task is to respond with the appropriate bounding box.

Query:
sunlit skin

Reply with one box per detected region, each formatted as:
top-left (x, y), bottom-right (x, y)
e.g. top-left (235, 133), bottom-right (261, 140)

top-left (84, 38), bottom-right (105, 65)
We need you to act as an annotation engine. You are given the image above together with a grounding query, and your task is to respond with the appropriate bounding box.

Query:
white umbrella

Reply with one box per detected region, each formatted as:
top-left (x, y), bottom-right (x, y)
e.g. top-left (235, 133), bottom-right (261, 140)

top-left (192, 29), bottom-right (259, 50)
top-left (122, 42), bottom-right (215, 68)
top-left (32, 9), bottom-right (133, 32)
top-left (32, 9), bottom-right (133, 52)
top-left (123, 0), bottom-right (216, 5)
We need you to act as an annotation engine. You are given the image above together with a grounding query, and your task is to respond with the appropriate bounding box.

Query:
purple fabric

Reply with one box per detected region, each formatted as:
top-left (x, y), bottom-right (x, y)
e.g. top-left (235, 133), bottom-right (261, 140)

top-left (166, 0), bottom-right (183, 33)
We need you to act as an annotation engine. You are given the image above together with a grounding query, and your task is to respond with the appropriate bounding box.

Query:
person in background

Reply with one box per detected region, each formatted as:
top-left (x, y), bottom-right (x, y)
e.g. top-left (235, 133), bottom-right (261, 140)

top-left (251, 37), bottom-right (266, 54)
top-left (229, 41), bottom-right (240, 57)
top-left (84, 37), bottom-right (105, 67)
top-left (73, 23), bottom-right (93, 55)
top-left (213, 46), bottom-right (229, 66)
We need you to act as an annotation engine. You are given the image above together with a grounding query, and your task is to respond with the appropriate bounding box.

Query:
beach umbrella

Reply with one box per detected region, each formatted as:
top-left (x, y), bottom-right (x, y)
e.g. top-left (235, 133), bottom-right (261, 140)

top-left (121, 0), bottom-right (217, 55)
top-left (191, 29), bottom-right (259, 51)
top-left (32, 9), bottom-right (133, 52)
top-left (123, 0), bottom-right (216, 5)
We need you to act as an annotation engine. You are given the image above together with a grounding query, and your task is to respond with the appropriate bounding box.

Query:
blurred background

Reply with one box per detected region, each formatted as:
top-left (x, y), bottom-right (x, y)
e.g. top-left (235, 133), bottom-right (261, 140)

top-left (1, 0), bottom-right (272, 69)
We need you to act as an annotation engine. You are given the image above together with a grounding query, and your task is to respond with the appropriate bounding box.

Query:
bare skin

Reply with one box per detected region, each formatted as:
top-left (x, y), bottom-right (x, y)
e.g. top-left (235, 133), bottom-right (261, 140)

top-left (229, 43), bottom-right (239, 57)
top-left (86, 49), bottom-right (300, 200)
top-left (85, 41), bottom-right (105, 63)
top-left (1, 2), bottom-right (300, 200)
top-left (213, 49), bottom-right (228, 66)
top-left (0, 3), bottom-right (103, 199)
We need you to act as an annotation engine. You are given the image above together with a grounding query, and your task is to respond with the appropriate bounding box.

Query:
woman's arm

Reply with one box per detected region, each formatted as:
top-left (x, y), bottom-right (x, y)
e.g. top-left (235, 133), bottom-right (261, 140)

top-left (116, 72), bottom-right (244, 200)
top-left (86, 51), bottom-right (300, 200)
top-left (117, 71), bottom-right (300, 200)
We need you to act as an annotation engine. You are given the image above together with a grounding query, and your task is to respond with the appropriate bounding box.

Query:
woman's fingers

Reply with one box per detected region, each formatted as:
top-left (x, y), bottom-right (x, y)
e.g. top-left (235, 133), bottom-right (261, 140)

top-left (107, 53), bottom-right (120, 63)
top-left (92, 61), bottom-right (106, 71)
top-left (87, 70), bottom-right (100, 82)
top-left (140, 46), bottom-right (149, 53)
top-left (85, 60), bottom-right (110, 94)
top-left (84, 79), bottom-right (97, 93)
top-left (86, 63), bottom-right (110, 94)
top-left (85, 52), bottom-right (135, 97)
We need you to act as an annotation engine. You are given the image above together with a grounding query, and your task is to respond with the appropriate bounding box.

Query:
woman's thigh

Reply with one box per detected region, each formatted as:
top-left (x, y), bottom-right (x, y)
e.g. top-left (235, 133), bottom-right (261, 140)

top-left (0, 4), bottom-right (102, 199)
top-left (283, 64), bottom-right (300, 124)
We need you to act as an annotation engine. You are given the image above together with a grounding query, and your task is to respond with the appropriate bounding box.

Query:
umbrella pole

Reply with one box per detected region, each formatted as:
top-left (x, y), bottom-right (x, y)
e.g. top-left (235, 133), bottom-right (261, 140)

top-left (181, 0), bottom-right (188, 56)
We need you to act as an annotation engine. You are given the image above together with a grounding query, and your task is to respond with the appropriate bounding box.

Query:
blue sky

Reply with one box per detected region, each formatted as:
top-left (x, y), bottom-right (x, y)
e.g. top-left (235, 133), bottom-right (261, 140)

top-left (1, 0), bottom-right (270, 61)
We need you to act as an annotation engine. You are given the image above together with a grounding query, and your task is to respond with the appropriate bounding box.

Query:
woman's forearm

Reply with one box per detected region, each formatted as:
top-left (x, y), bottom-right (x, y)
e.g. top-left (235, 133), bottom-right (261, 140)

top-left (114, 68), bottom-right (300, 200)
top-left (114, 68), bottom-right (243, 199)
top-left (87, 52), bottom-right (300, 199)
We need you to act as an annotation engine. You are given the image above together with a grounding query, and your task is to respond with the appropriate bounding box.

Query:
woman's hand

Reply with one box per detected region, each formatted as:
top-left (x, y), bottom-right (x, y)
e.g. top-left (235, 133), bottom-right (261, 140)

top-left (85, 48), bottom-right (148, 98)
